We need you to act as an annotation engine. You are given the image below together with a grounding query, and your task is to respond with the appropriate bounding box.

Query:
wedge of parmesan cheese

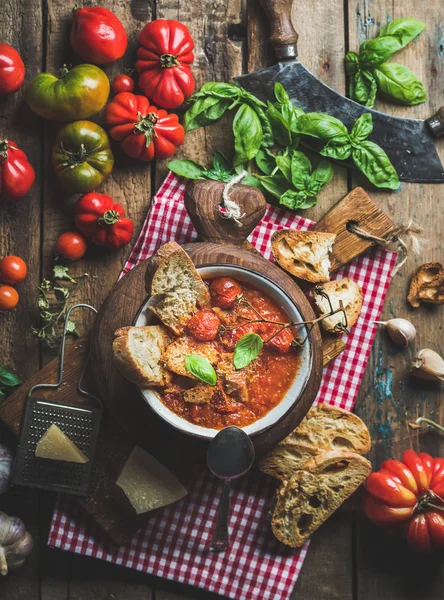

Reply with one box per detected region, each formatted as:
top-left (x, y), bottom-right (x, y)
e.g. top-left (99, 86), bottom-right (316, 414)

top-left (35, 424), bottom-right (89, 464)
top-left (116, 446), bottom-right (187, 515)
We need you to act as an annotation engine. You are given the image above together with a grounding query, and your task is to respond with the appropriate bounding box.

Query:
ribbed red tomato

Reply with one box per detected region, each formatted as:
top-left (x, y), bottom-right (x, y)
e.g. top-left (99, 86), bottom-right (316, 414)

top-left (0, 140), bottom-right (35, 202)
top-left (104, 92), bottom-right (184, 161)
top-left (0, 44), bottom-right (25, 95)
top-left (70, 6), bottom-right (127, 64)
top-left (363, 449), bottom-right (444, 552)
top-left (187, 310), bottom-right (221, 342)
top-left (74, 193), bottom-right (134, 250)
top-left (136, 19), bottom-right (195, 109)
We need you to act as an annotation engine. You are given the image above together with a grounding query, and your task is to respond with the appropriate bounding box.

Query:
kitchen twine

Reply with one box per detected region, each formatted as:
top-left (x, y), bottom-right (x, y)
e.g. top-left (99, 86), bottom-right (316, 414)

top-left (218, 170), bottom-right (249, 226)
top-left (348, 220), bottom-right (426, 276)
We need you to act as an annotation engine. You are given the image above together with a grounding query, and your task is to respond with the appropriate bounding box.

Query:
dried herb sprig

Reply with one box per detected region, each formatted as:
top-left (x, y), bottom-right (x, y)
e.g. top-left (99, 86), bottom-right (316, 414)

top-left (32, 265), bottom-right (88, 349)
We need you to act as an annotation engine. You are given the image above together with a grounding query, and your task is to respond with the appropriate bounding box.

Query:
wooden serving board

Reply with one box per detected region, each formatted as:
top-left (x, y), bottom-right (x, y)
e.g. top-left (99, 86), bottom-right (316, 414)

top-left (0, 181), bottom-right (397, 543)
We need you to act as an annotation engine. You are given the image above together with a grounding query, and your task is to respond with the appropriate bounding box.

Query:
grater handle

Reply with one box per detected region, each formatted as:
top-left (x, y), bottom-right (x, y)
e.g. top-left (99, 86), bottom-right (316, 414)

top-left (28, 304), bottom-right (102, 409)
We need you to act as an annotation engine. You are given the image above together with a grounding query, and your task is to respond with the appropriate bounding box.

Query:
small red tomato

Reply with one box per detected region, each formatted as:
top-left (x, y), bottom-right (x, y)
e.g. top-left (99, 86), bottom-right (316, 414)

top-left (0, 256), bottom-right (27, 284)
top-left (187, 310), bottom-right (221, 342)
top-left (0, 140), bottom-right (35, 202)
top-left (210, 277), bottom-right (242, 309)
top-left (0, 285), bottom-right (19, 311)
top-left (70, 7), bottom-right (127, 65)
top-left (265, 326), bottom-right (294, 354)
top-left (55, 232), bottom-right (88, 260)
top-left (112, 74), bottom-right (134, 94)
top-left (0, 43), bottom-right (25, 95)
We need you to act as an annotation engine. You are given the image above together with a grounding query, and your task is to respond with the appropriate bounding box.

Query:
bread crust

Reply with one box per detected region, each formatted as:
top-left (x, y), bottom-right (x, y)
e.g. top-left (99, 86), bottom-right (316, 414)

top-left (408, 262), bottom-right (444, 308)
top-left (313, 277), bottom-right (362, 331)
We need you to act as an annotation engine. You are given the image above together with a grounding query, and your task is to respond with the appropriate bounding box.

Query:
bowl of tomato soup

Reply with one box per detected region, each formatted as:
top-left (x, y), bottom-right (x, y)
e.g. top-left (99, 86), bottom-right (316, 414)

top-left (135, 264), bottom-right (312, 440)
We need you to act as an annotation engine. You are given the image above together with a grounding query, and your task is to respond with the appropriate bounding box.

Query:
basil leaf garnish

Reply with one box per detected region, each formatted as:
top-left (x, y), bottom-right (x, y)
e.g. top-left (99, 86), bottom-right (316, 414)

top-left (350, 113), bottom-right (373, 144)
top-left (290, 151), bottom-right (312, 190)
top-left (320, 141), bottom-right (352, 161)
top-left (255, 148), bottom-right (276, 175)
top-left (378, 18), bottom-right (425, 48)
top-left (352, 141), bottom-right (399, 190)
top-left (373, 63), bottom-right (426, 105)
top-left (359, 36), bottom-right (402, 68)
top-left (233, 333), bottom-right (263, 370)
top-left (307, 161), bottom-right (334, 194)
top-left (344, 51), bottom-right (360, 76)
top-left (266, 102), bottom-right (292, 147)
top-left (168, 159), bottom-right (207, 180)
top-left (0, 366), bottom-right (21, 388)
top-left (297, 113), bottom-right (349, 142)
top-left (184, 96), bottom-right (232, 131)
top-left (274, 82), bottom-right (291, 104)
top-left (233, 104), bottom-right (263, 166)
top-left (258, 175), bottom-right (290, 200)
top-left (185, 355), bottom-right (217, 386)
top-left (275, 154), bottom-right (292, 183)
top-left (351, 70), bottom-right (377, 107)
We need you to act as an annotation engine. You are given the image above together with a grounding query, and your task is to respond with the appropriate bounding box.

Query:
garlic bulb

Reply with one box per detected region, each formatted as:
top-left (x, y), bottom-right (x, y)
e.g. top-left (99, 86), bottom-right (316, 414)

top-left (411, 349), bottom-right (444, 382)
top-left (0, 445), bottom-right (13, 495)
top-left (374, 318), bottom-right (416, 347)
top-left (0, 512), bottom-right (33, 576)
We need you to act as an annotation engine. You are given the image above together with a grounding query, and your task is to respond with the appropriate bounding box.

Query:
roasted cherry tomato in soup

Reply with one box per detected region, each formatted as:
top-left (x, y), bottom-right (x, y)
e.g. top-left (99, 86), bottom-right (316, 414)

top-left (209, 277), bottom-right (242, 309)
top-left (0, 44), bottom-right (25, 95)
top-left (55, 232), bottom-right (88, 260)
top-left (111, 74), bottom-right (134, 94)
top-left (0, 256), bottom-right (27, 284)
top-left (264, 326), bottom-right (294, 354)
top-left (187, 309), bottom-right (221, 342)
top-left (0, 285), bottom-right (19, 311)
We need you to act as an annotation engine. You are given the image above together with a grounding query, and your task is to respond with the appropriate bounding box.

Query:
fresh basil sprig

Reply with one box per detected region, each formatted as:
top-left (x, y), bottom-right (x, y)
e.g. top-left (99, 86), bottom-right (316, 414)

top-left (0, 365), bottom-right (20, 404)
top-left (345, 18), bottom-right (426, 107)
top-left (185, 354), bottom-right (217, 386)
top-left (168, 152), bottom-right (234, 183)
top-left (233, 333), bottom-right (263, 370)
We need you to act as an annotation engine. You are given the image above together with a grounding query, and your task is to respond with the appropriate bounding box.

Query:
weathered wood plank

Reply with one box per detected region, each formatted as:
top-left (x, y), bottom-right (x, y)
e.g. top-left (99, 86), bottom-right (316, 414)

top-left (348, 1), bottom-right (444, 599)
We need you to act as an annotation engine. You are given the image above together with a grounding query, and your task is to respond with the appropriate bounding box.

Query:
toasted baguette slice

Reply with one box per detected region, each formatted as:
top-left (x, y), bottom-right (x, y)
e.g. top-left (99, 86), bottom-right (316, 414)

top-left (313, 278), bottom-right (362, 331)
top-left (408, 262), bottom-right (444, 308)
top-left (271, 450), bottom-right (372, 547)
top-left (113, 326), bottom-right (171, 388)
top-left (149, 245), bottom-right (210, 334)
top-left (271, 230), bottom-right (336, 283)
top-left (259, 404), bottom-right (371, 481)
top-left (162, 337), bottom-right (219, 379)
top-left (183, 385), bottom-right (214, 405)
top-left (145, 241), bottom-right (182, 293)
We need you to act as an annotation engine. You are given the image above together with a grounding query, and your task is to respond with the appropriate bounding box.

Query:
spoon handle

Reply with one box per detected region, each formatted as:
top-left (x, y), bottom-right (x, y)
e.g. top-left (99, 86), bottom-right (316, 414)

top-left (210, 480), bottom-right (231, 552)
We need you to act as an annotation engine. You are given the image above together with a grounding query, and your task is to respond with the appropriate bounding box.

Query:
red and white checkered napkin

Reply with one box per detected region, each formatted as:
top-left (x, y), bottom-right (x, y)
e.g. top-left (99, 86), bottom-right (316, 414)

top-left (49, 173), bottom-right (397, 599)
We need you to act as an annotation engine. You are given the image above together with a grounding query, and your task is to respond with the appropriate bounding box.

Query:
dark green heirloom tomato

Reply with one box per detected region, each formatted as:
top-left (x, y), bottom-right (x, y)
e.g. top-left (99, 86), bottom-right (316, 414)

top-left (26, 64), bottom-right (109, 121)
top-left (52, 120), bottom-right (114, 193)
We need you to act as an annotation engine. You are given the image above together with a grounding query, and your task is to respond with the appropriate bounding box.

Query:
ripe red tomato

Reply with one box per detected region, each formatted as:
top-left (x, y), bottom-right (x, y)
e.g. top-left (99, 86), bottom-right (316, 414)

top-left (70, 7), bottom-right (127, 65)
top-left (0, 140), bottom-right (35, 202)
top-left (104, 92), bottom-right (184, 161)
top-left (0, 44), bottom-right (25, 95)
top-left (55, 232), bottom-right (88, 260)
top-left (0, 285), bottom-right (19, 311)
top-left (0, 256), bottom-right (27, 284)
top-left (136, 19), bottom-right (195, 109)
top-left (187, 310), bottom-right (221, 342)
top-left (363, 450), bottom-right (444, 552)
top-left (264, 326), bottom-right (294, 354)
top-left (210, 277), bottom-right (242, 309)
top-left (112, 74), bottom-right (134, 94)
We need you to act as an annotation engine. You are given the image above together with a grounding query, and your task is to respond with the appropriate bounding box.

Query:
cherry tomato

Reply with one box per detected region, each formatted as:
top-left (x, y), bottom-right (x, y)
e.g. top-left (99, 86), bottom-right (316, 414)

top-left (210, 277), bottom-right (242, 309)
top-left (0, 285), bottom-right (19, 311)
top-left (265, 326), bottom-right (294, 354)
top-left (55, 232), bottom-right (88, 260)
top-left (187, 310), bottom-right (221, 342)
top-left (112, 74), bottom-right (134, 94)
top-left (0, 44), bottom-right (25, 95)
top-left (0, 256), bottom-right (27, 284)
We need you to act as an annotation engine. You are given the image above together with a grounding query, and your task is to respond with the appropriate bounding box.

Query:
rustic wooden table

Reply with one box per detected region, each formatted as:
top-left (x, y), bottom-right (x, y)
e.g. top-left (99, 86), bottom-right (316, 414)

top-left (1, 0), bottom-right (443, 598)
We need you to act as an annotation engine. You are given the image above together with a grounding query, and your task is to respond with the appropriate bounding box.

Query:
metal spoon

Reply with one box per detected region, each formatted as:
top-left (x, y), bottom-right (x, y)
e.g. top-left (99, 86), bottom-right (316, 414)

top-left (207, 426), bottom-right (255, 552)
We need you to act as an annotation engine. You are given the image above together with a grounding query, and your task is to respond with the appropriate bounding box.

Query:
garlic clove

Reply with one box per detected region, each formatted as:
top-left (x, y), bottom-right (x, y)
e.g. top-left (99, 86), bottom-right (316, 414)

top-left (411, 349), bottom-right (444, 382)
top-left (374, 318), bottom-right (417, 347)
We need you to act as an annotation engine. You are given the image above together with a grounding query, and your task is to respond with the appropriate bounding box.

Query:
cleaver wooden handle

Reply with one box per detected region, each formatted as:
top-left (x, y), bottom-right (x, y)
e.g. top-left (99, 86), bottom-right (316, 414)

top-left (258, 0), bottom-right (298, 60)
top-left (426, 107), bottom-right (444, 138)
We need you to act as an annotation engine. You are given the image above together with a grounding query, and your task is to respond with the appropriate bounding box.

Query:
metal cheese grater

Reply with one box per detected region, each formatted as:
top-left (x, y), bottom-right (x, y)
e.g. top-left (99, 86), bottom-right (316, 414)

top-left (12, 304), bottom-right (102, 497)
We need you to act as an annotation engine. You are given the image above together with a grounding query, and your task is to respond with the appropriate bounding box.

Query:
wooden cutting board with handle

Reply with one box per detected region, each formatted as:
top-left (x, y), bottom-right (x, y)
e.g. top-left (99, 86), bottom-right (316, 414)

top-left (0, 182), bottom-right (397, 544)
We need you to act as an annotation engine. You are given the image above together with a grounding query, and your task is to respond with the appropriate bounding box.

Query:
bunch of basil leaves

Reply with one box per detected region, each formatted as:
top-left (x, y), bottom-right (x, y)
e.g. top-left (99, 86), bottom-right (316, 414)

top-left (345, 18), bottom-right (426, 107)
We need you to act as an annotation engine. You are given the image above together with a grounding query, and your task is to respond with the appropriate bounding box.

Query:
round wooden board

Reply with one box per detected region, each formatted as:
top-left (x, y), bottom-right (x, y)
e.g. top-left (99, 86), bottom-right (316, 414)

top-left (91, 243), bottom-right (323, 462)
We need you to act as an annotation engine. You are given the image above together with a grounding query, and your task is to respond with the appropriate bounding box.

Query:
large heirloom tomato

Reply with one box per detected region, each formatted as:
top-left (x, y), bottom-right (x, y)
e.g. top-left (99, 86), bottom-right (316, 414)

top-left (75, 193), bottom-right (134, 250)
top-left (0, 44), bottom-right (25, 95)
top-left (104, 92), bottom-right (184, 161)
top-left (364, 449), bottom-right (444, 552)
top-left (26, 64), bottom-right (109, 121)
top-left (52, 121), bottom-right (114, 193)
top-left (0, 140), bottom-right (35, 202)
top-left (136, 19), bottom-right (195, 109)
top-left (71, 7), bottom-right (127, 65)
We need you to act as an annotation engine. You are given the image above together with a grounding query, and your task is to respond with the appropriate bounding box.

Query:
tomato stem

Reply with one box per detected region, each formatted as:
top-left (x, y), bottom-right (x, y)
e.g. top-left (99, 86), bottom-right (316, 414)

top-left (159, 53), bottom-right (181, 68)
top-left (0, 139), bottom-right (9, 162)
top-left (416, 417), bottom-right (444, 434)
top-left (99, 210), bottom-right (120, 226)
top-left (134, 111), bottom-right (159, 148)
top-left (60, 142), bottom-right (89, 165)
top-left (58, 64), bottom-right (72, 79)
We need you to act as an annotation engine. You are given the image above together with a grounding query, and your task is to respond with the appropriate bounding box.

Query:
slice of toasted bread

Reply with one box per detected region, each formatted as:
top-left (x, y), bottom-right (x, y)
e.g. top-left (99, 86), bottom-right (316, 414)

top-left (183, 385), bottom-right (214, 404)
top-left (149, 245), bottom-right (210, 334)
top-left (217, 353), bottom-right (250, 404)
top-left (313, 278), bottom-right (362, 332)
top-left (271, 450), bottom-right (371, 547)
top-left (408, 262), bottom-right (444, 308)
top-left (162, 337), bottom-right (219, 379)
top-left (113, 326), bottom-right (171, 388)
top-left (271, 230), bottom-right (336, 283)
top-left (259, 403), bottom-right (371, 481)
top-left (145, 241), bottom-right (182, 294)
